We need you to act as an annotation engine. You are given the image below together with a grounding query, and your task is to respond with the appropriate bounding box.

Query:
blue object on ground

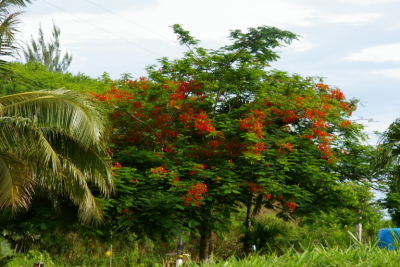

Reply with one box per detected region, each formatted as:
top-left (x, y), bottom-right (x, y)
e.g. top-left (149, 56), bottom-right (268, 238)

top-left (377, 228), bottom-right (400, 250)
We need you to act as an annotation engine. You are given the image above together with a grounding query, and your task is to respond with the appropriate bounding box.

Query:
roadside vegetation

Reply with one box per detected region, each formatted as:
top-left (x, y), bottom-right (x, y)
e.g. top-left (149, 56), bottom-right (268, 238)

top-left (0, 1), bottom-right (398, 266)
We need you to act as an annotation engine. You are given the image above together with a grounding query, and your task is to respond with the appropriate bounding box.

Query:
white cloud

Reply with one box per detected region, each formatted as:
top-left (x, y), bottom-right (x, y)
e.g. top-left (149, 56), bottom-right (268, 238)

top-left (20, 0), bottom-right (318, 46)
top-left (324, 12), bottom-right (381, 25)
top-left (371, 68), bottom-right (400, 79)
top-left (345, 43), bottom-right (400, 62)
top-left (283, 37), bottom-right (315, 52)
top-left (338, 0), bottom-right (396, 5)
top-left (364, 107), bottom-right (400, 136)
top-left (145, 0), bottom-right (318, 37)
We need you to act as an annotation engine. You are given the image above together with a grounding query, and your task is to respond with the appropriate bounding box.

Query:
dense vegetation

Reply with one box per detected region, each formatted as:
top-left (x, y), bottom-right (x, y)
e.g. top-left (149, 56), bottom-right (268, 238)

top-left (0, 1), bottom-right (398, 266)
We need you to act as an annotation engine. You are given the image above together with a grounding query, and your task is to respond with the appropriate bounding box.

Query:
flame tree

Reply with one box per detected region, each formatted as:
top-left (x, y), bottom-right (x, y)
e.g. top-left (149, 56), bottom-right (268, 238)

top-left (93, 25), bottom-right (366, 261)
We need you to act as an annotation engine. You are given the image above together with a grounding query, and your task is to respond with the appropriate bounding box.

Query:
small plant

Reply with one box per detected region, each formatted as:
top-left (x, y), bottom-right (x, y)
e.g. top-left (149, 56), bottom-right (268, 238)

top-left (238, 216), bottom-right (292, 254)
top-left (27, 250), bottom-right (54, 266)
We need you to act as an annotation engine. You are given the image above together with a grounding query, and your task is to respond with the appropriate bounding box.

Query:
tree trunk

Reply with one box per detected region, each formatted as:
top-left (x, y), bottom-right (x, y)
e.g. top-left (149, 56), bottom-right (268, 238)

top-left (242, 193), bottom-right (253, 255)
top-left (199, 228), bottom-right (212, 263)
top-left (198, 208), bottom-right (213, 264)
top-left (355, 209), bottom-right (363, 242)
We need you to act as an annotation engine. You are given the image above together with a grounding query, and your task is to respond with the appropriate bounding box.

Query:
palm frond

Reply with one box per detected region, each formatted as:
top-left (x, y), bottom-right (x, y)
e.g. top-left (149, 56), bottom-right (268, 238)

top-left (76, 186), bottom-right (104, 225)
top-left (0, 0), bottom-right (33, 9)
top-left (0, 11), bottom-right (22, 42)
top-left (0, 90), bottom-right (112, 224)
top-left (0, 90), bottom-right (110, 148)
top-left (51, 157), bottom-right (105, 225)
top-left (0, 155), bottom-right (33, 211)
top-left (374, 119), bottom-right (400, 168)
top-left (42, 128), bottom-right (112, 193)
top-left (0, 116), bottom-right (62, 171)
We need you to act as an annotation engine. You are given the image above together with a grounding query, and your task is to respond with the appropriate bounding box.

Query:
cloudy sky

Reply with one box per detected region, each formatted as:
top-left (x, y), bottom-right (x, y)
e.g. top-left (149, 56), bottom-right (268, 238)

top-left (17, 0), bottom-right (400, 143)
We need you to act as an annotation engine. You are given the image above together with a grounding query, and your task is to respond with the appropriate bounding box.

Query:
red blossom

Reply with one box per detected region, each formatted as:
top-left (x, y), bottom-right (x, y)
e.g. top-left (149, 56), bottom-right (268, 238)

top-left (284, 201), bottom-right (297, 212)
top-left (183, 183), bottom-right (208, 207)
top-left (151, 166), bottom-right (168, 175)
top-left (114, 162), bottom-right (122, 168)
top-left (330, 88), bottom-right (345, 100)
top-left (340, 120), bottom-right (352, 127)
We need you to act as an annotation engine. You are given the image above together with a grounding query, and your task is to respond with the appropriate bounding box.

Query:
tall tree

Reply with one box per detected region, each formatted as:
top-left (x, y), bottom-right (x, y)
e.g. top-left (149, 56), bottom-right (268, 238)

top-left (0, 89), bottom-right (113, 224)
top-left (93, 25), bottom-right (367, 261)
top-left (0, 0), bottom-right (34, 66)
top-left (23, 22), bottom-right (73, 73)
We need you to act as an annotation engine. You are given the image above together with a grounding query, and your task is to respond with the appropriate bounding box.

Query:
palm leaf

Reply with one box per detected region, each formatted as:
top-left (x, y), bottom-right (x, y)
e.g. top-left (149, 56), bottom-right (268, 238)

top-left (0, 90), bottom-right (112, 223)
top-left (0, 90), bottom-right (109, 148)
top-left (0, 155), bottom-right (33, 211)
top-left (374, 119), bottom-right (400, 168)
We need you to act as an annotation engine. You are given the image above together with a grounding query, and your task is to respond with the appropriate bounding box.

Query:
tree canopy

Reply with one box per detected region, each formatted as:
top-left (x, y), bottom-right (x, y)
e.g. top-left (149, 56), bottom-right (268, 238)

top-left (92, 24), bottom-right (368, 261)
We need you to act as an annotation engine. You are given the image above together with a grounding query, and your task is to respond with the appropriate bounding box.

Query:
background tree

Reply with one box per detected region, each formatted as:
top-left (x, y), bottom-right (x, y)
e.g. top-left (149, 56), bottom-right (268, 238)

top-left (374, 118), bottom-right (400, 225)
top-left (22, 21), bottom-right (72, 73)
top-left (0, 62), bottom-right (108, 96)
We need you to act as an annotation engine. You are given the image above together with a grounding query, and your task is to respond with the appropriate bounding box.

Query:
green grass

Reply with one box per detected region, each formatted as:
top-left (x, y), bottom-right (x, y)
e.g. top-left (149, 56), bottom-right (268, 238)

top-left (187, 244), bottom-right (400, 267)
top-left (9, 244), bottom-right (400, 267)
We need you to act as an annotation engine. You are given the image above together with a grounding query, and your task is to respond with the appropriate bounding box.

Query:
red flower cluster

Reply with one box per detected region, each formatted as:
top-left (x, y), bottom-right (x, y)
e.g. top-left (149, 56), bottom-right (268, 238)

top-left (253, 143), bottom-right (266, 155)
top-left (305, 109), bottom-right (326, 120)
top-left (315, 83), bottom-right (329, 90)
top-left (246, 182), bottom-right (264, 193)
top-left (113, 162), bottom-right (122, 168)
top-left (194, 112), bottom-right (216, 134)
top-left (275, 109), bottom-right (299, 124)
top-left (283, 201), bottom-right (297, 212)
top-left (318, 143), bottom-right (333, 160)
top-left (150, 166), bottom-right (168, 176)
top-left (184, 183), bottom-right (208, 207)
top-left (179, 108), bottom-right (217, 135)
top-left (313, 120), bottom-right (329, 129)
top-left (169, 82), bottom-right (190, 107)
top-left (239, 110), bottom-right (266, 138)
top-left (340, 120), bottom-right (352, 127)
top-left (330, 89), bottom-right (345, 100)
top-left (92, 88), bottom-right (134, 102)
top-left (281, 142), bottom-right (293, 151)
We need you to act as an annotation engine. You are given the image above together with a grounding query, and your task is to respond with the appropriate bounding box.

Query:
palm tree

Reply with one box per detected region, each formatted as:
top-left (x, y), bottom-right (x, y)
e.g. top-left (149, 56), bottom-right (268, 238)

top-left (374, 119), bottom-right (400, 167)
top-left (0, 0), bottom-right (33, 65)
top-left (373, 119), bottom-right (400, 225)
top-left (0, 1), bottom-right (113, 224)
top-left (0, 89), bottom-right (113, 224)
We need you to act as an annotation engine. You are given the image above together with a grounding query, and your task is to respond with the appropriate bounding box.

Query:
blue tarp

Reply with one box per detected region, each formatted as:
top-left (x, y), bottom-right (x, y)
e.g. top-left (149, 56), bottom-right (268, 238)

top-left (377, 228), bottom-right (400, 250)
